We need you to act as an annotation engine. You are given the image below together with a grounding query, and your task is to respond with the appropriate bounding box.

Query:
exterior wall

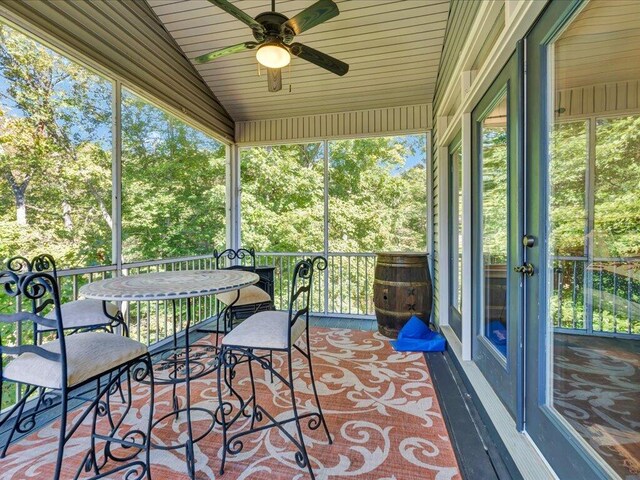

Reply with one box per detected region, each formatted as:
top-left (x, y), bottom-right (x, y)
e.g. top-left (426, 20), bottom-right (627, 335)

top-left (235, 105), bottom-right (432, 145)
top-left (429, 2), bottom-right (558, 479)
top-left (556, 80), bottom-right (640, 118)
top-left (431, 0), bottom-right (481, 326)
top-left (0, 0), bottom-right (234, 142)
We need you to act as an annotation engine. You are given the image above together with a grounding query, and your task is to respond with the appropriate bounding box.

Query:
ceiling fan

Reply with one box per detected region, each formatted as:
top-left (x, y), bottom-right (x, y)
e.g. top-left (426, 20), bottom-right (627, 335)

top-left (195, 0), bottom-right (349, 92)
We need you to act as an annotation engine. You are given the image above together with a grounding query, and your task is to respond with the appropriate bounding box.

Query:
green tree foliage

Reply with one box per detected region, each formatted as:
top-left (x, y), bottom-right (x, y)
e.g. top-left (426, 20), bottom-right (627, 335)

top-left (240, 136), bottom-right (427, 254)
top-left (550, 121), bottom-right (588, 256)
top-left (120, 90), bottom-right (226, 262)
top-left (594, 116), bottom-right (640, 258)
top-left (481, 127), bottom-right (507, 262)
top-left (329, 136), bottom-right (427, 252)
top-left (0, 24), bottom-right (112, 267)
top-left (240, 136), bottom-right (427, 315)
top-left (240, 143), bottom-right (324, 252)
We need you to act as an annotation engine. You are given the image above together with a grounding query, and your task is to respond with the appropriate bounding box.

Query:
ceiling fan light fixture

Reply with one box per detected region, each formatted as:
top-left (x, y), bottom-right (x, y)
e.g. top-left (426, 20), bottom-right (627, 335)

top-left (256, 43), bottom-right (290, 69)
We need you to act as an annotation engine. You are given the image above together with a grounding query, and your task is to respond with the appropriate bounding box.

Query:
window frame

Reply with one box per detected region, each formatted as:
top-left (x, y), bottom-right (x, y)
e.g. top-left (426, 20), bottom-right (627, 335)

top-left (448, 131), bottom-right (463, 340)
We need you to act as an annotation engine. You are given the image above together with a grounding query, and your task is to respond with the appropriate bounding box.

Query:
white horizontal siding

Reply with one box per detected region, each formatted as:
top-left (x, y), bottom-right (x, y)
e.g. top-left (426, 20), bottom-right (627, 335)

top-left (556, 80), bottom-right (640, 118)
top-left (235, 104), bottom-right (432, 145)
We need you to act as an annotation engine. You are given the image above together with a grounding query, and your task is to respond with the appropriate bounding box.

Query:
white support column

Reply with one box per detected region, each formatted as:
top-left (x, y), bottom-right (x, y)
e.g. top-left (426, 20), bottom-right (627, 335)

top-left (323, 140), bottom-right (330, 314)
top-left (461, 112), bottom-right (473, 361)
top-left (112, 80), bottom-right (122, 274)
top-left (111, 81), bottom-right (125, 329)
top-left (437, 132), bottom-right (450, 328)
top-left (425, 131), bottom-right (435, 324)
top-left (226, 144), bottom-right (241, 251)
top-left (425, 131), bottom-right (434, 257)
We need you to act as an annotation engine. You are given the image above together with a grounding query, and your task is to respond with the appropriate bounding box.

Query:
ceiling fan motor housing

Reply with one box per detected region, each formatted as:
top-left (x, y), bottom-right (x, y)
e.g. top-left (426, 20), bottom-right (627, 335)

top-left (199, 0), bottom-right (348, 81)
top-left (253, 12), bottom-right (294, 44)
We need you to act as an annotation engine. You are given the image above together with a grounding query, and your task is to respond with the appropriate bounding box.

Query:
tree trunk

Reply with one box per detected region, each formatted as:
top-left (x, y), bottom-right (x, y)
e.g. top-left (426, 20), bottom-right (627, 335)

top-left (62, 199), bottom-right (73, 230)
top-left (2, 169), bottom-right (29, 225)
top-left (87, 183), bottom-right (113, 229)
top-left (15, 189), bottom-right (27, 226)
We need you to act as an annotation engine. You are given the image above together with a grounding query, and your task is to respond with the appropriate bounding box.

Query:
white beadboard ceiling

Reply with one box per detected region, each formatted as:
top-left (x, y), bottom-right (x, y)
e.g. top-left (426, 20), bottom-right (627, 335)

top-left (555, 0), bottom-right (640, 90)
top-left (147, 0), bottom-right (450, 121)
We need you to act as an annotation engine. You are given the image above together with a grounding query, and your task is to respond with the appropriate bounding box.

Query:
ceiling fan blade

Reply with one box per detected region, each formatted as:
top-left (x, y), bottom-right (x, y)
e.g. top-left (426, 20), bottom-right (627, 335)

top-left (267, 68), bottom-right (282, 92)
top-left (194, 41), bottom-right (258, 64)
top-left (283, 0), bottom-right (339, 36)
top-left (290, 42), bottom-right (349, 76)
top-left (207, 0), bottom-right (265, 34)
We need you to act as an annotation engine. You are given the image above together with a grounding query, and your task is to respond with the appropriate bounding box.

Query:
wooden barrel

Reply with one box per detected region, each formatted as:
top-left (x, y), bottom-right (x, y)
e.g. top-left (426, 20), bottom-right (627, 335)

top-left (373, 252), bottom-right (432, 338)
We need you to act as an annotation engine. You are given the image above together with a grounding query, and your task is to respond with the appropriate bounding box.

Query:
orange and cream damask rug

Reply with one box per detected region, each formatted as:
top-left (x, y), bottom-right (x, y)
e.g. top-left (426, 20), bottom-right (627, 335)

top-left (1, 328), bottom-right (460, 480)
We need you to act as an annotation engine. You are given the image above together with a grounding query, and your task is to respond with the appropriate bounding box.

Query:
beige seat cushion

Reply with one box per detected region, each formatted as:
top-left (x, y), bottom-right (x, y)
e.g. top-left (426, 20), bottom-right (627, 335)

top-left (3, 332), bottom-right (147, 389)
top-left (222, 310), bottom-right (306, 350)
top-left (42, 299), bottom-right (120, 331)
top-left (216, 285), bottom-right (271, 307)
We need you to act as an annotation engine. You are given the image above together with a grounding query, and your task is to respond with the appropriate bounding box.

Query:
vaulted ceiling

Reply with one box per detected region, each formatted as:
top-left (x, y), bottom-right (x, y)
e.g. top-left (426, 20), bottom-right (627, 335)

top-left (147, 0), bottom-right (450, 121)
top-left (555, 0), bottom-right (640, 90)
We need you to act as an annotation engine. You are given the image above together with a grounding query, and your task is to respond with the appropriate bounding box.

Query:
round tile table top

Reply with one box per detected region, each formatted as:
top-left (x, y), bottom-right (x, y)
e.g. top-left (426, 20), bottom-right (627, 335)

top-left (79, 270), bottom-right (259, 301)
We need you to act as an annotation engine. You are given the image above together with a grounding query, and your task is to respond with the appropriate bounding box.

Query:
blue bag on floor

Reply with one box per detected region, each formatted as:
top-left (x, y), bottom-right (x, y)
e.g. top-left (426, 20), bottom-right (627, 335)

top-left (390, 315), bottom-right (446, 352)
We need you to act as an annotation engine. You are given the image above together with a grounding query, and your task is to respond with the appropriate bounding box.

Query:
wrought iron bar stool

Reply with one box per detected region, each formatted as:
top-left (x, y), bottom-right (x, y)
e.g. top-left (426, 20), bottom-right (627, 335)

top-left (213, 248), bottom-right (273, 334)
top-left (0, 270), bottom-right (155, 480)
top-left (198, 247), bottom-right (275, 382)
top-left (6, 254), bottom-right (127, 337)
top-left (216, 257), bottom-right (332, 480)
top-left (5, 254), bottom-right (130, 435)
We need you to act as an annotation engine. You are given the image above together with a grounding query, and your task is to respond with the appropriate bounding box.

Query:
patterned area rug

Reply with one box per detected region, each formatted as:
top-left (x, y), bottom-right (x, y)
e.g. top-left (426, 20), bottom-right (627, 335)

top-left (1, 328), bottom-right (460, 479)
top-left (554, 334), bottom-right (640, 478)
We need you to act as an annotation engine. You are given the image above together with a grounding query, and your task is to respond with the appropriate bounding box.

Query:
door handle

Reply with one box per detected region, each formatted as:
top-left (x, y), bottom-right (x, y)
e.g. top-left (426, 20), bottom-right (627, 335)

top-left (514, 263), bottom-right (534, 276)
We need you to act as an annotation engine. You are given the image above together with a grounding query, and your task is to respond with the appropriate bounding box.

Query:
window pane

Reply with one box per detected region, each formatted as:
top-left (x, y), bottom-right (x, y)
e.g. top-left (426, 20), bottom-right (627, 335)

top-left (328, 135), bottom-right (427, 252)
top-left (0, 23), bottom-right (112, 268)
top-left (550, 122), bottom-right (588, 256)
top-left (240, 143), bottom-right (324, 252)
top-left (449, 141), bottom-right (463, 340)
top-left (121, 89), bottom-right (226, 262)
top-left (450, 143), bottom-right (463, 315)
top-left (549, 121), bottom-right (588, 330)
top-left (594, 115), bottom-right (640, 335)
top-left (481, 95), bottom-right (508, 356)
top-left (549, 2), bottom-right (640, 477)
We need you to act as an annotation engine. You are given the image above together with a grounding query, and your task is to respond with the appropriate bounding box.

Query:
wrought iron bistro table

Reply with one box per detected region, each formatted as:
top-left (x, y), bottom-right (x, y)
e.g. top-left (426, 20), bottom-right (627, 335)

top-left (80, 269), bottom-right (259, 479)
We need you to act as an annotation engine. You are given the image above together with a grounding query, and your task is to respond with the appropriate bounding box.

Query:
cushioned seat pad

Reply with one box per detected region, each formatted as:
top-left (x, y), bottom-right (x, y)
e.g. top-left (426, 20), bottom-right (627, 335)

top-left (222, 310), bottom-right (305, 350)
top-left (42, 299), bottom-right (119, 331)
top-left (3, 332), bottom-right (147, 389)
top-left (216, 285), bottom-right (271, 307)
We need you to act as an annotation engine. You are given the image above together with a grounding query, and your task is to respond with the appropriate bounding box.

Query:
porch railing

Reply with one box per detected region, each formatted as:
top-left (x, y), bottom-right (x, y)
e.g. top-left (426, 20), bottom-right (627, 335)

top-left (551, 256), bottom-right (640, 337)
top-left (255, 252), bottom-right (376, 317)
top-left (4, 251), bottom-right (638, 409)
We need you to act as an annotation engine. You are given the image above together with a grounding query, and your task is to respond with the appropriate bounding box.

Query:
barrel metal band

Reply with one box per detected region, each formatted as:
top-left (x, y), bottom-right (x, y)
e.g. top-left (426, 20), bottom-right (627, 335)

top-left (373, 279), bottom-right (431, 287)
top-left (374, 307), bottom-right (426, 317)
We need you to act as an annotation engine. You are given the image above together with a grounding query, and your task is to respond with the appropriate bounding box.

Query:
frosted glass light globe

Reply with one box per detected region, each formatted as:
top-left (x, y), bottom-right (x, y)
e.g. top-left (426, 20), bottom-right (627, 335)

top-left (256, 44), bottom-right (291, 69)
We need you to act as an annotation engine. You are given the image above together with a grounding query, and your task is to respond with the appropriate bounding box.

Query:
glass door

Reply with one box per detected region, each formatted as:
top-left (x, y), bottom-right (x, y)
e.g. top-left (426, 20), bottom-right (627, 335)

top-left (471, 49), bottom-right (523, 420)
top-left (525, 1), bottom-right (640, 478)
